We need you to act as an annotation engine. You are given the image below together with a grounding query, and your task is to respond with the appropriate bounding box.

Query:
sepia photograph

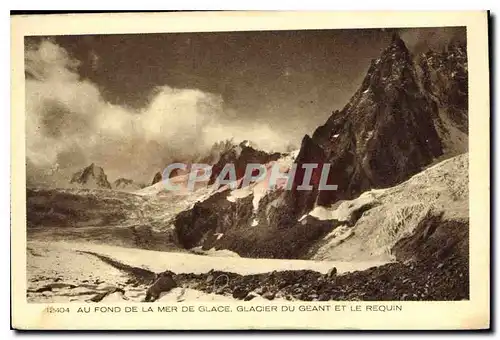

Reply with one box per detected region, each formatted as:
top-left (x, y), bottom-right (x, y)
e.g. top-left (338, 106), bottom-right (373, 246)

top-left (10, 11), bottom-right (490, 330)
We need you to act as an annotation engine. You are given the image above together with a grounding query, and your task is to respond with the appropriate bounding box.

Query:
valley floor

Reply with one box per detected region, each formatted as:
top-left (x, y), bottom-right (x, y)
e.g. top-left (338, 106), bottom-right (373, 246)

top-left (27, 238), bottom-right (467, 303)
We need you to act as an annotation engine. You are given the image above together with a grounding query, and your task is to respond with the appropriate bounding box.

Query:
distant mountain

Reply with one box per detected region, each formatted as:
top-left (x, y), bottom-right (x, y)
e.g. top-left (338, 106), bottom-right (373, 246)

top-left (69, 163), bottom-right (111, 189)
top-left (151, 172), bottom-right (163, 186)
top-left (173, 34), bottom-right (469, 259)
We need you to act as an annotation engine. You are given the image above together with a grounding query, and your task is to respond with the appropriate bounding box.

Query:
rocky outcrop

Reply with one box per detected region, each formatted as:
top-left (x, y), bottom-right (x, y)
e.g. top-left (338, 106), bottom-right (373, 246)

top-left (69, 163), bottom-right (112, 189)
top-left (216, 214), bottom-right (339, 259)
top-left (309, 153), bottom-right (468, 261)
top-left (113, 178), bottom-right (141, 191)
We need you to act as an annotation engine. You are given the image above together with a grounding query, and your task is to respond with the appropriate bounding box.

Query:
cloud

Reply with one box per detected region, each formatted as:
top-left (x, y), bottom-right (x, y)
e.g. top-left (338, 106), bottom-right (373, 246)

top-left (25, 40), bottom-right (289, 186)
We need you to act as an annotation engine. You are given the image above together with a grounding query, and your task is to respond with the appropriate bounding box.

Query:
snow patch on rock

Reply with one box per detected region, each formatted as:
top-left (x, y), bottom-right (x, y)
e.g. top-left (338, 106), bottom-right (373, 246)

top-left (309, 190), bottom-right (382, 222)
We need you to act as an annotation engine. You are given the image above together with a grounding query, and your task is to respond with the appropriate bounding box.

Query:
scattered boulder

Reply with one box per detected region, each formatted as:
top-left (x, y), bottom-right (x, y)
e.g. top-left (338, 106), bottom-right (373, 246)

top-left (144, 270), bottom-right (177, 302)
top-left (232, 286), bottom-right (249, 300)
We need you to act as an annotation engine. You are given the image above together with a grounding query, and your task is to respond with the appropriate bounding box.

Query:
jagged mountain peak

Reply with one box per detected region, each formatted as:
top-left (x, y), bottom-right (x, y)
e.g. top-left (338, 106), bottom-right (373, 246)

top-left (297, 36), bottom-right (445, 209)
top-left (151, 171), bottom-right (163, 185)
top-left (70, 163), bottom-right (112, 189)
top-left (168, 34), bottom-right (468, 263)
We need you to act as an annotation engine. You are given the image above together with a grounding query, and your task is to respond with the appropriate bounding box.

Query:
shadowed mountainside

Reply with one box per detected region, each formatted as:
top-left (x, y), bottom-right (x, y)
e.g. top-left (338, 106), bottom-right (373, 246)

top-left (172, 35), bottom-right (468, 259)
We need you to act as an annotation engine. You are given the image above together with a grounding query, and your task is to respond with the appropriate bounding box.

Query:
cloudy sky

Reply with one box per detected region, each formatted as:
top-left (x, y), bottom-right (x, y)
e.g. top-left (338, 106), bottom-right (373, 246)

top-left (25, 26), bottom-right (466, 186)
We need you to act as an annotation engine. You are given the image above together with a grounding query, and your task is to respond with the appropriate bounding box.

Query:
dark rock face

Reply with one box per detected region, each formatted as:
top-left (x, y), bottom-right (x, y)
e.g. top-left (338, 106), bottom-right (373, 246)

top-left (417, 43), bottom-right (468, 134)
top-left (232, 286), bottom-right (250, 300)
top-left (416, 43), bottom-right (468, 155)
top-left (69, 163), bottom-right (112, 189)
top-left (209, 140), bottom-right (282, 185)
top-left (151, 172), bottom-right (162, 186)
top-left (150, 165), bottom-right (184, 186)
top-left (144, 271), bottom-right (177, 302)
top-left (174, 190), bottom-right (254, 250)
top-left (217, 214), bottom-right (340, 259)
top-left (297, 34), bottom-right (443, 210)
top-left (197, 139), bottom-right (238, 165)
top-left (172, 35), bottom-right (468, 259)
top-left (170, 216), bottom-right (468, 301)
top-left (326, 267), bottom-right (337, 279)
top-left (27, 188), bottom-right (129, 228)
top-left (250, 36), bottom-right (466, 252)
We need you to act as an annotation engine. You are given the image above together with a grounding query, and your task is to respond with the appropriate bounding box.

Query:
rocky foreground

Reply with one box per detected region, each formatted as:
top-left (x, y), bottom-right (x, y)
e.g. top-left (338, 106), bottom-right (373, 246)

top-left (27, 253), bottom-right (468, 303)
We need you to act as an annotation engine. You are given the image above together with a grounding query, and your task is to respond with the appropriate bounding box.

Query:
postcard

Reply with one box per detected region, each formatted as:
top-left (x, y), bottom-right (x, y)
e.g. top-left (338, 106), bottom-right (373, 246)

top-left (10, 11), bottom-right (490, 330)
